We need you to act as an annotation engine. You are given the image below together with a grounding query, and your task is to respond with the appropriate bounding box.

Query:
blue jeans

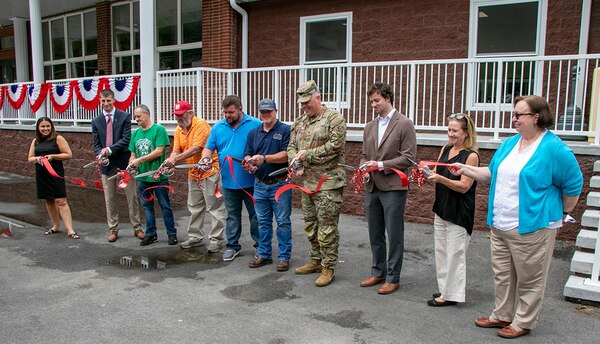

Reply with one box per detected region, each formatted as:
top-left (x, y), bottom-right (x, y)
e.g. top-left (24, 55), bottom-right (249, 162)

top-left (221, 187), bottom-right (259, 251)
top-left (254, 179), bottom-right (292, 261)
top-left (137, 179), bottom-right (177, 237)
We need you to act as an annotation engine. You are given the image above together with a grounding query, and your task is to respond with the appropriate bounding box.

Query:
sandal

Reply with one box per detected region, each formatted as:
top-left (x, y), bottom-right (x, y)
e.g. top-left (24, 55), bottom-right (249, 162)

top-left (68, 232), bottom-right (80, 239)
top-left (44, 228), bottom-right (61, 235)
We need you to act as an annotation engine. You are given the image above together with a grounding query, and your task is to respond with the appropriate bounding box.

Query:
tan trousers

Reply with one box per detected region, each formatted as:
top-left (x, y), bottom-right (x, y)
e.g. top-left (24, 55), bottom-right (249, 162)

top-left (101, 174), bottom-right (141, 232)
top-left (186, 174), bottom-right (226, 244)
top-left (489, 226), bottom-right (556, 330)
top-left (433, 215), bottom-right (470, 302)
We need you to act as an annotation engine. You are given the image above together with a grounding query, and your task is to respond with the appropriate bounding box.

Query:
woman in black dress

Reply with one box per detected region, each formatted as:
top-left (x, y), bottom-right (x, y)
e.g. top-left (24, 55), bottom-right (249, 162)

top-left (27, 117), bottom-right (79, 239)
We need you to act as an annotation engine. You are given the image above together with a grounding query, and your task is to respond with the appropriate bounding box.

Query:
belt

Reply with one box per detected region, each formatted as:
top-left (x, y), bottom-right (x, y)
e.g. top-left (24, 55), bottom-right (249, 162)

top-left (258, 175), bottom-right (287, 185)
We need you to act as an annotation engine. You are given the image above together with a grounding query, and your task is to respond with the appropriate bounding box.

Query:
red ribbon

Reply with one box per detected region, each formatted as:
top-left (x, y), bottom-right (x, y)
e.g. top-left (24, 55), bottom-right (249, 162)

top-left (41, 157), bottom-right (90, 188)
top-left (350, 167), bottom-right (408, 193)
top-left (70, 179), bottom-right (86, 187)
top-left (116, 169), bottom-right (132, 189)
top-left (224, 156), bottom-right (255, 205)
top-left (141, 185), bottom-right (175, 202)
top-left (40, 157), bottom-right (63, 178)
top-left (418, 161), bottom-right (457, 170)
top-left (274, 176), bottom-right (329, 204)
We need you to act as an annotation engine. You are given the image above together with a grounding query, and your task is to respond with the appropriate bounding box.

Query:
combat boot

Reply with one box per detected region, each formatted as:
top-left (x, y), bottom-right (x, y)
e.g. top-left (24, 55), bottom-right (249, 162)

top-left (315, 268), bottom-right (335, 287)
top-left (294, 259), bottom-right (322, 275)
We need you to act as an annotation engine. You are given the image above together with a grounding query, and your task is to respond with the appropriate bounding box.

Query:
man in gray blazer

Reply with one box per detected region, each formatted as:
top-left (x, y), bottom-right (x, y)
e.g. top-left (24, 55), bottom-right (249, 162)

top-left (91, 89), bottom-right (143, 242)
top-left (359, 82), bottom-right (417, 295)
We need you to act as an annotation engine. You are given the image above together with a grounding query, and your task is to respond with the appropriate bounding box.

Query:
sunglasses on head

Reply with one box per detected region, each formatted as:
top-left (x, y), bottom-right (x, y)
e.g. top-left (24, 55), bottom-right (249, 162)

top-left (449, 113), bottom-right (469, 120)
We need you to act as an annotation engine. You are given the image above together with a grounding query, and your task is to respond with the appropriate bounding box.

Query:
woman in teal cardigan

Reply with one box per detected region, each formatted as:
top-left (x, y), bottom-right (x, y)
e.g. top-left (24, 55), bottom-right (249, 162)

top-left (451, 95), bottom-right (583, 339)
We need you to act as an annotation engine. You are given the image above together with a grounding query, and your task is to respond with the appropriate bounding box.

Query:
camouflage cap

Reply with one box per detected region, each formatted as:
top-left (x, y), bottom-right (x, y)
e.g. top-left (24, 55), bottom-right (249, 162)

top-left (296, 80), bottom-right (319, 103)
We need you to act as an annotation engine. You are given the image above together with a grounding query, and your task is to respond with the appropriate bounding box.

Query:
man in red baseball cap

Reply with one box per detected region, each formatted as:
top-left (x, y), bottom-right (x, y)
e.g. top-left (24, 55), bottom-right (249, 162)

top-left (164, 101), bottom-right (226, 253)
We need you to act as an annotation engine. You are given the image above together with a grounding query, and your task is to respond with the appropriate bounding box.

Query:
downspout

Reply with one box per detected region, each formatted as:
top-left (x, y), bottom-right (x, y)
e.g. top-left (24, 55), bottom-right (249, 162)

top-left (579, 0), bottom-right (591, 55)
top-left (229, 0), bottom-right (248, 68)
top-left (230, 0), bottom-right (248, 107)
top-left (576, 0), bottom-right (591, 136)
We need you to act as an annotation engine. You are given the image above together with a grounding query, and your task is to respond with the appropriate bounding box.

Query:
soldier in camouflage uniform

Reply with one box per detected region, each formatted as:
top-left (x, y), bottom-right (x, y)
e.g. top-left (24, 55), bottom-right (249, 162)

top-left (288, 80), bottom-right (346, 287)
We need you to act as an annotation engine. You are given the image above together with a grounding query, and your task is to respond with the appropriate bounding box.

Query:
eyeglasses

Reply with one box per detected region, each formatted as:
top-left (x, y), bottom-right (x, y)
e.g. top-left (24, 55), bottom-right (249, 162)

top-left (512, 112), bottom-right (536, 120)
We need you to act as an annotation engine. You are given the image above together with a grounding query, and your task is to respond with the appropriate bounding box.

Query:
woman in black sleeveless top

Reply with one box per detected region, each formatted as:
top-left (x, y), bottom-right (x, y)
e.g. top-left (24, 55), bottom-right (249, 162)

top-left (426, 113), bottom-right (478, 307)
top-left (27, 117), bottom-right (79, 239)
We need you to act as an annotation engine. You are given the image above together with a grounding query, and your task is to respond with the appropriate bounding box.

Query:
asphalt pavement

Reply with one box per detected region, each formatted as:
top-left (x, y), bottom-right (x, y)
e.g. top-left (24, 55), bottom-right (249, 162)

top-left (0, 171), bottom-right (598, 343)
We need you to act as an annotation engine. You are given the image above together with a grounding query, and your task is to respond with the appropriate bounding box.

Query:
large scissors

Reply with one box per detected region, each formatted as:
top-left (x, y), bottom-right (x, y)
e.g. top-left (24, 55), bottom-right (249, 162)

top-left (404, 156), bottom-right (432, 177)
top-left (267, 156), bottom-right (302, 178)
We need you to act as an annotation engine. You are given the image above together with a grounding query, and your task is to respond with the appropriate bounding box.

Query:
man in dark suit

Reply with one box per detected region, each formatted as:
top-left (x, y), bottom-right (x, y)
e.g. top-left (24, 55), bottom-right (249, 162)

top-left (92, 89), bottom-right (143, 242)
top-left (359, 82), bottom-right (417, 295)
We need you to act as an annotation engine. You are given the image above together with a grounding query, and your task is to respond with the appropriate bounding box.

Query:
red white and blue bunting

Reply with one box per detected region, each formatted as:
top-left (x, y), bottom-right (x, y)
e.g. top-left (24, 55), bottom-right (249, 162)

top-left (71, 78), bottom-right (109, 111)
top-left (28, 83), bottom-right (49, 113)
top-left (108, 76), bottom-right (140, 111)
top-left (2, 76), bottom-right (140, 112)
top-left (7, 83), bottom-right (27, 110)
top-left (49, 82), bottom-right (73, 114)
top-left (0, 86), bottom-right (4, 110)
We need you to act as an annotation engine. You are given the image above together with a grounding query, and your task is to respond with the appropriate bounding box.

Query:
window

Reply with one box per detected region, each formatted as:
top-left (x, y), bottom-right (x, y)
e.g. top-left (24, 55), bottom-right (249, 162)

top-left (43, 9), bottom-right (97, 79)
top-left (114, 0), bottom-right (202, 72)
top-left (0, 36), bottom-right (15, 50)
top-left (300, 12), bottom-right (352, 106)
top-left (156, 0), bottom-right (202, 70)
top-left (468, 0), bottom-right (546, 108)
top-left (112, 1), bottom-right (140, 74)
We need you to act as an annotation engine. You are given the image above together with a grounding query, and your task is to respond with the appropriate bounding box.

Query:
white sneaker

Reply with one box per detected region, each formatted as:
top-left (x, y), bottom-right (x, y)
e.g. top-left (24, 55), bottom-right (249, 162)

top-left (207, 241), bottom-right (222, 253)
top-left (180, 237), bottom-right (203, 249)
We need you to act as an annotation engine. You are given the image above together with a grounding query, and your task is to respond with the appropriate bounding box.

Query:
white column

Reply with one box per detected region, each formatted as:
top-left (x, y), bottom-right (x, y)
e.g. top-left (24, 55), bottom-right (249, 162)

top-left (139, 0), bottom-right (155, 120)
top-left (28, 0), bottom-right (46, 117)
top-left (10, 17), bottom-right (29, 82)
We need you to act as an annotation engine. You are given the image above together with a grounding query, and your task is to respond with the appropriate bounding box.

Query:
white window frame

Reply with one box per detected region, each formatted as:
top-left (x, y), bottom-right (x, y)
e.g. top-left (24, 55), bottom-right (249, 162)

top-left (43, 9), bottom-right (98, 79)
top-left (156, 0), bottom-right (202, 71)
top-left (111, 0), bottom-right (140, 74)
top-left (299, 12), bottom-right (352, 108)
top-left (467, 0), bottom-right (547, 111)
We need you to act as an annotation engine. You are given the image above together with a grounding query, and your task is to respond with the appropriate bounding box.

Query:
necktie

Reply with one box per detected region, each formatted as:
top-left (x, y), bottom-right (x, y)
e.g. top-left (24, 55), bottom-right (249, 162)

top-left (106, 114), bottom-right (113, 147)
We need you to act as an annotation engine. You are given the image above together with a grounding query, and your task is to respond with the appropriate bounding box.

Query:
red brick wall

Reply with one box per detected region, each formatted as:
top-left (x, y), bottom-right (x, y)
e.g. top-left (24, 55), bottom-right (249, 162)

top-left (242, 0), bottom-right (599, 68)
top-left (202, 0), bottom-right (240, 68)
top-left (96, 1), bottom-right (112, 74)
top-left (0, 128), bottom-right (593, 240)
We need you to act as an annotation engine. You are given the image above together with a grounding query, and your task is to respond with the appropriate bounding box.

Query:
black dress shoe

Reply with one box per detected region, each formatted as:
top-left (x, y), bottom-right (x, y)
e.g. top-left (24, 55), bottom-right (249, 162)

top-left (433, 292), bottom-right (441, 298)
top-left (249, 257), bottom-right (273, 268)
top-left (427, 299), bottom-right (458, 307)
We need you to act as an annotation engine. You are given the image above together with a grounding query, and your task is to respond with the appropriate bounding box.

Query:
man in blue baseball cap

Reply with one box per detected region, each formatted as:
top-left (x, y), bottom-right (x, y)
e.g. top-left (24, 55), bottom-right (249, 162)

top-left (243, 98), bottom-right (293, 271)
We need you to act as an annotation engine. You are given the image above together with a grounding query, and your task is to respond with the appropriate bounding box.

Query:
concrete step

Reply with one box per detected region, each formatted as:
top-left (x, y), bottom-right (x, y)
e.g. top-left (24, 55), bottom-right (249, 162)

top-left (581, 209), bottom-right (600, 228)
top-left (591, 176), bottom-right (600, 188)
top-left (595, 160), bottom-right (600, 173)
top-left (588, 192), bottom-right (600, 207)
top-left (570, 251), bottom-right (595, 274)
top-left (564, 275), bottom-right (600, 302)
top-left (576, 229), bottom-right (598, 250)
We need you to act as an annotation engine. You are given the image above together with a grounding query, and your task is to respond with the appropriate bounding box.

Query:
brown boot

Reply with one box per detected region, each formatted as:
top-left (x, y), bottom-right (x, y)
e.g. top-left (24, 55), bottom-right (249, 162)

top-left (294, 259), bottom-right (322, 275)
top-left (107, 230), bottom-right (118, 242)
top-left (315, 268), bottom-right (335, 287)
top-left (133, 229), bottom-right (145, 239)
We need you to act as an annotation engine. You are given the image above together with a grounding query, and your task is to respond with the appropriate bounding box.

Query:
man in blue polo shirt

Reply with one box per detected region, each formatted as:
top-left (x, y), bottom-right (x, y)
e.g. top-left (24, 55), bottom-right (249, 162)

top-left (201, 95), bottom-right (261, 261)
top-left (243, 99), bottom-right (292, 272)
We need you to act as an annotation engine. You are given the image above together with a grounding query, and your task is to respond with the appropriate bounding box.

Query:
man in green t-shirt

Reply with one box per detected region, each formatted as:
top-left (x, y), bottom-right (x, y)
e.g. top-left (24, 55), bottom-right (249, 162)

top-left (128, 104), bottom-right (178, 246)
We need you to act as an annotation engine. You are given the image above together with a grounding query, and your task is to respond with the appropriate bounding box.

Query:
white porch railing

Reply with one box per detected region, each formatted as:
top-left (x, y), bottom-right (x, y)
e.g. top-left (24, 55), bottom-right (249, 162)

top-left (2, 56), bottom-right (600, 143)
top-left (0, 73), bottom-right (141, 126)
top-left (156, 54), bottom-right (600, 141)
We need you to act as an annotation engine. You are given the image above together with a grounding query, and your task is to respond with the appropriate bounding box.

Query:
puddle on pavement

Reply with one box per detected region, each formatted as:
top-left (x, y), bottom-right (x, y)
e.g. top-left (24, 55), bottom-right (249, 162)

top-left (105, 248), bottom-right (221, 270)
